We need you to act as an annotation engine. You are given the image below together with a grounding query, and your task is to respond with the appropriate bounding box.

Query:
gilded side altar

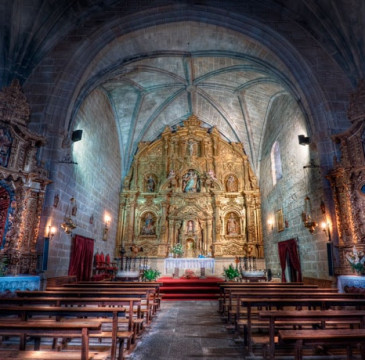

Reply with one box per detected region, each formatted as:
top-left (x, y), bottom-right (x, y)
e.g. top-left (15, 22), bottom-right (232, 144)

top-left (116, 115), bottom-right (263, 259)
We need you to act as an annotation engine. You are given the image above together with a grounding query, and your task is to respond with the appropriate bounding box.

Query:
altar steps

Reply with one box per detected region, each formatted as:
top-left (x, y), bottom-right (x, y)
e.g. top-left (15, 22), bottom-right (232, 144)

top-left (158, 277), bottom-right (222, 300)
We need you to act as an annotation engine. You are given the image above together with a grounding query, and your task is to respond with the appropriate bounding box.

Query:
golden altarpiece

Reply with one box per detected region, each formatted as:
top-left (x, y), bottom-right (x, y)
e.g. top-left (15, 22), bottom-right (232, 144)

top-left (328, 80), bottom-right (365, 275)
top-left (117, 116), bottom-right (263, 260)
top-left (0, 80), bottom-right (50, 274)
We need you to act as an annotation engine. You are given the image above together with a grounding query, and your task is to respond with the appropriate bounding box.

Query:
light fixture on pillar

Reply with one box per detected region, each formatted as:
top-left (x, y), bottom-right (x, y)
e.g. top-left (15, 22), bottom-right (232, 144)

top-left (61, 197), bottom-right (77, 234)
top-left (47, 226), bottom-right (56, 239)
top-left (103, 214), bottom-right (111, 241)
top-left (321, 221), bottom-right (332, 242)
top-left (301, 196), bottom-right (317, 233)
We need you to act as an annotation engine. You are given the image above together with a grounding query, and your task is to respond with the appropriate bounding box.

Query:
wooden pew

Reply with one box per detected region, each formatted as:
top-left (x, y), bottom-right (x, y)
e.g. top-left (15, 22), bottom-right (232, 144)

top-left (221, 287), bottom-right (338, 316)
top-left (35, 287), bottom-right (158, 321)
top-left (278, 328), bottom-right (365, 360)
top-left (259, 309), bottom-right (365, 360)
top-left (0, 318), bottom-right (102, 360)
top-left (0, 350), bottom-right (108, 360)
top-left (64, 282), bottom-right (162, 307)
top-left (0, 305), bottom-right (133, 360)
top-left (236, 296), bottom-right (365, 353)
top-left (218, 283), bottom-right (321, 313)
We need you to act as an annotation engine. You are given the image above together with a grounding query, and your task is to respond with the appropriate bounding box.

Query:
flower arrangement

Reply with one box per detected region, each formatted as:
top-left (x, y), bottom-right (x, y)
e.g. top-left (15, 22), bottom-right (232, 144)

top-left (171, 243), bottom-right (184, 256)
top-left (346, 246), bottom-right (365, 275)
top-left (223, 264), bottom-right (240, 281)
top-left (181, 269), bottom-right (196, 279)
top-left (142, 268), bottom-right (161, 281)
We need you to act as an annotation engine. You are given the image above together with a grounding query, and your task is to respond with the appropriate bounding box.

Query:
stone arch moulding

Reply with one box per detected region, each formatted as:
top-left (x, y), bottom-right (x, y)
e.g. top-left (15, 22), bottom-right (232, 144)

top-left (117, 115), bottom-right (263, 259)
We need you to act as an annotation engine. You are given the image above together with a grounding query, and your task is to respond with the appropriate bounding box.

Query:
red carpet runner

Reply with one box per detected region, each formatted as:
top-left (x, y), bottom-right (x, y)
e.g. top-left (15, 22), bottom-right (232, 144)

top-left (158, 276), bottom-right (223, 300)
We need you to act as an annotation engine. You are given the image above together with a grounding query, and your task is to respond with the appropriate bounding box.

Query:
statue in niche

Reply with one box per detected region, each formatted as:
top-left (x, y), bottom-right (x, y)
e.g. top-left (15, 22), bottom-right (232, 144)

top-left (146, 175), bottom-right (155, 192)
top-left (186, 239), bottom-right (195, 258)
top-left (141, 212), bottom-right (155, 235)
top-left (182, 169), bottom-right (200, 193)
top-left (187, 139), bottom-right (197, 156)
top-left (187, 220), bottom-right (194, 233)
top-left (227, 213), bottom-right (239, 235)
top-left (226, 175), bottom-right (238, 192)
top-left (0, 127), bottom-right (12, 167)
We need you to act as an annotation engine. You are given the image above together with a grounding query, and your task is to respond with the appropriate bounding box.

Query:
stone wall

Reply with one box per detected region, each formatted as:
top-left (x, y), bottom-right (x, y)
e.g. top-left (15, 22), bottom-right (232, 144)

top-left (259, 94), bottom-right (331, 279)
top-left (43, 89), bottom-right (121, 277)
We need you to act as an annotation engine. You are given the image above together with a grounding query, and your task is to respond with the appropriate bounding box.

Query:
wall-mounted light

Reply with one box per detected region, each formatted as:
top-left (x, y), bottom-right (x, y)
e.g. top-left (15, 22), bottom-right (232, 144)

top-left (301, 196), bottom-right (317, 233)
top-left (48, 226), bottom-right (56, 239)
top-left (103, 214), bottom-right (111, 241)
top-left (61, 197), bottom-right (77, 234)
top-left (298, 134), bottom-right (310, 145)
top-left (267, 218), bottom-right (274, 231)
top-left (321, 221), bottom-right (332, 242)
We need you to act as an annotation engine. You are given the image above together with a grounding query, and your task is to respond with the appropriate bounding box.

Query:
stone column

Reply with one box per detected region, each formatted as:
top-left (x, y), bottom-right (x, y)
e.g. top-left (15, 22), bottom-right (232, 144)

top-left (168, 219), bottom-right (174, 249)
top-left (207, 220), bottom-right (212, 255)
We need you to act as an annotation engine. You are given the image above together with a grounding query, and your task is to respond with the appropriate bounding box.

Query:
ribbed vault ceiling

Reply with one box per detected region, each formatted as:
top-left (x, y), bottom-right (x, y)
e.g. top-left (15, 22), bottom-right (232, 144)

top-left (89, 18), bottom-right (297, 177)
top-left (100, 53), bottom-right (289, 176)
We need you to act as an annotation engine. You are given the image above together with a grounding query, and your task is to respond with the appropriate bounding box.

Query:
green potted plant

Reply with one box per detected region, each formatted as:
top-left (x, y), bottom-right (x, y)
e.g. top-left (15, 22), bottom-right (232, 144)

top-left (143, 268), bottom-right (161, 281)
top-left (171, 243), bottom-right (184, 258)
top-left (223, 264), bottom-right (240, 281)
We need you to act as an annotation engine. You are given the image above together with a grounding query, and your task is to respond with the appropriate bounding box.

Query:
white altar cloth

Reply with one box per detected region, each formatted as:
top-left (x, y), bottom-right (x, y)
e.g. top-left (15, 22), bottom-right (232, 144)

top-left (165, 258), bottom-right (215, 272)
top-left (337, 275), bottom-right (365, 293)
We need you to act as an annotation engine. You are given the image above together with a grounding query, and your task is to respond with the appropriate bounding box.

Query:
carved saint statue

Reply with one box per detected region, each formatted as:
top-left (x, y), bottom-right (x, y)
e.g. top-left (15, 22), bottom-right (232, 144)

top-left (182, 169), bottom-right (200, 192)
top-left (227, 213), bottom-right (239, 235)
top-left (187, 220), bottom-right (194, 233)
top-left (146, 175), bottom-right (155, 192)
top-left (226, 175), bottom-right (238, 192)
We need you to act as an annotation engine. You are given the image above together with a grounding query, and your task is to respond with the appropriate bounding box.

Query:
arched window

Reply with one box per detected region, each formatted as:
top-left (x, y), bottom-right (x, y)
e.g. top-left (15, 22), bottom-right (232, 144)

top-left (271, 141), bottom-right (283, 186)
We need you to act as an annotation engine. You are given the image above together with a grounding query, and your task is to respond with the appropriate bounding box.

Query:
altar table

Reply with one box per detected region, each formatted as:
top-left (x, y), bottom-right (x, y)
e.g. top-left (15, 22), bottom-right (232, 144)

top-left (164, 258), bottom-right (215, 277)
top-left (337, 275), bottom-right (365, 293)
top-left (0, 275), bottom-right (40, 293)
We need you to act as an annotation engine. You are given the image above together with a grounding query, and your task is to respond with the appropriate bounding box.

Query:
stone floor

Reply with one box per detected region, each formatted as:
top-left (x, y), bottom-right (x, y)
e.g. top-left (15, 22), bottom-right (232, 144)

top-left (128, 300), bottom-right (361, 360)
top-left (128, 300), bottom-right (243, 360)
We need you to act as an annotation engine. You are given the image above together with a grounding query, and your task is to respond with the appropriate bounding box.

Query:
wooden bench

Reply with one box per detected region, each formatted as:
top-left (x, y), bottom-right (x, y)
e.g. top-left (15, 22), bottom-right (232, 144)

top-left (218, 283), bottom-right (321, 313)
top-left (222, 288), bottom-right (339, 318)
top-left (259, 309), bottom-right (365, 360)
top-left (46, 276), bottom-right (77, 290)
top-left (0, 304), bottom-right (135, 360)
top-left (0, 350), bottom-right (108, 360)
top-left (0, 319), bottom-right (102, 360)
top-left (236, 296), bottom-right (365, 353)
top-left (278, 328), bottom-right (365, 360)
top-left (35, 288), bottom-right (158, 322)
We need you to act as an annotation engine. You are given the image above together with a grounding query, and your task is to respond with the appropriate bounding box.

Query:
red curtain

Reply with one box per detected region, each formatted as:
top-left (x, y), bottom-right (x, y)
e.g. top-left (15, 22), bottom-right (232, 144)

top-left (278, 238), bottom-right (302, 282)
top-left (68, 235), bottom-right (94, 281)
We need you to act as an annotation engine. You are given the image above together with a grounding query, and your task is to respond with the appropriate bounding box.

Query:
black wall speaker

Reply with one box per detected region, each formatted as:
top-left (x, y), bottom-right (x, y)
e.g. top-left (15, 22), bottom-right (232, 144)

top-left (71, 129), bottom-right (83, 142)
top-left (298, 135), bottom-right (310, 145)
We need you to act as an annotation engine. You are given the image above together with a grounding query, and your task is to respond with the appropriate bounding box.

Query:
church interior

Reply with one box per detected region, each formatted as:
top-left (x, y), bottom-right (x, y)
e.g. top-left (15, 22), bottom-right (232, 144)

top-left (0, 1), bottom-right (365, 359)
